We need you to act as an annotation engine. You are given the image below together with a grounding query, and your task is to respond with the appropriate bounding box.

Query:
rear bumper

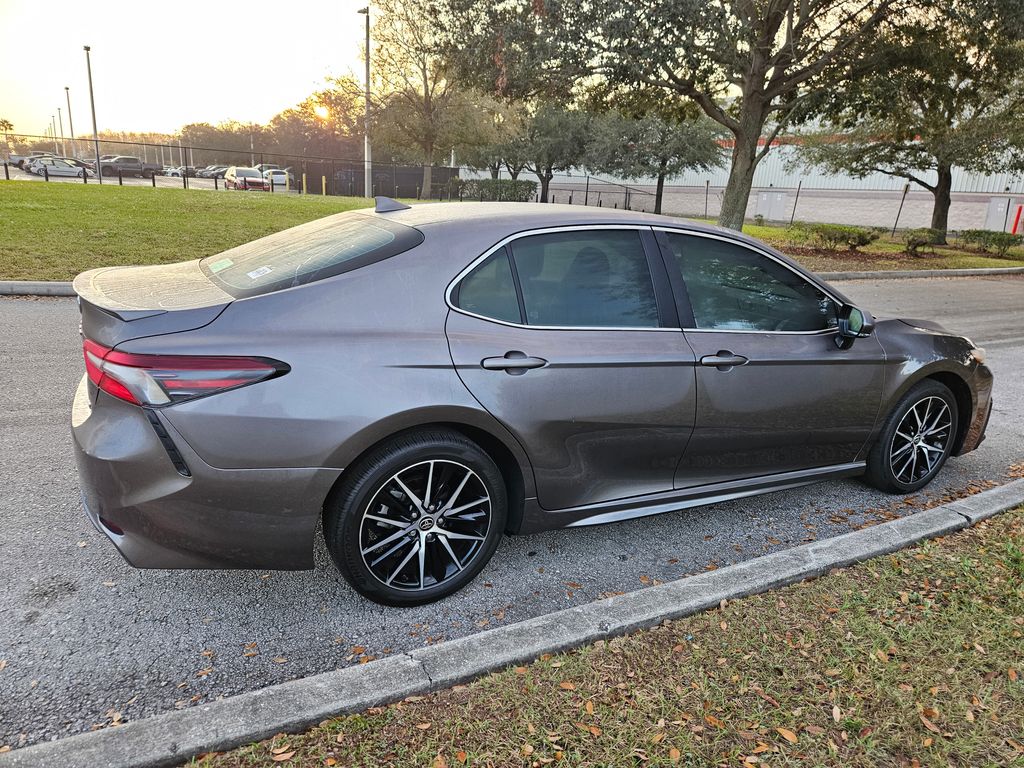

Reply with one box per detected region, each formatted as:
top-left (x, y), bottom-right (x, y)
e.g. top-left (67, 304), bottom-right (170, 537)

top-left (71, 376), bottom-right (340, 569)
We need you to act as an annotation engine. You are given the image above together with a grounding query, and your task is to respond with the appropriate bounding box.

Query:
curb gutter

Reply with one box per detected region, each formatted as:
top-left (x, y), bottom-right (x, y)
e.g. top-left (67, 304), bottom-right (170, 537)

top-left (4, 478), bottom-right (1022, 768)
top-left (821, 266), bottom-right (1024, 281)
top-left (0, 267), bottom-right (1022, 297)
top-left (0, 281), bottom-right (75, 297)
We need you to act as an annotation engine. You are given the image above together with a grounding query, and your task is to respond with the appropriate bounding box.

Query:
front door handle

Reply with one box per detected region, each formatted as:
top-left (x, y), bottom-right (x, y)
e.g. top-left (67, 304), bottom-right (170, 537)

top-left (481, 351), bottom-right (548, 373)
top-left (700, 351), bottom-right (749, 371)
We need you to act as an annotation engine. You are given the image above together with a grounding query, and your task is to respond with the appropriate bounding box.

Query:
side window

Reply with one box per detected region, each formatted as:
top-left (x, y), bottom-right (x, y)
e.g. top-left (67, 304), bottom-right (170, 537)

top-left (508, 230), bottom-right (660, 328)
top-left (665, 233), bottom-right (837, 332)
top-left (453, 248), bottom-right (522, 324)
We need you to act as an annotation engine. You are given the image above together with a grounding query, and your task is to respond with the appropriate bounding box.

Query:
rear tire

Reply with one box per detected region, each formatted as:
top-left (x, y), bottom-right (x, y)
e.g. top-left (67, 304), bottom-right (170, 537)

top-left (863, 379), bottom-right (958, 493)
top-left (324, 429), bottom-right (507, 606)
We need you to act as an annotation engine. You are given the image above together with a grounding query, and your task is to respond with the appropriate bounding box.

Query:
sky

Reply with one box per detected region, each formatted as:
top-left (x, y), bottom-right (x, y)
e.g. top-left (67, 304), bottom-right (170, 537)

top-left (0, 0), bottom-right (367, 137)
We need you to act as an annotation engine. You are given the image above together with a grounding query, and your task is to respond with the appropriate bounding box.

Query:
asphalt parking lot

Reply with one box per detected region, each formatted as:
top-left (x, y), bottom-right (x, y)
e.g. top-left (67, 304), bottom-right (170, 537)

top-left (1, 276), bottom-right (1021, 750)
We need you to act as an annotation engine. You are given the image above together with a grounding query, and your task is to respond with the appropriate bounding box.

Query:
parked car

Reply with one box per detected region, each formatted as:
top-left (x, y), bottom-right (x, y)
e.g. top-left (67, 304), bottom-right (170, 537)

top-left (224, 166), bottom-right (268, 190)
top-left (27, 157), bottom-right (95, 178)
top-left (262, 168), bottom-right (291, 188)
top-left (10, 151), bottom-right (54, 169)
top-left (197, 165), bottom-right (227, 178)
top-left (70, 201), bottom-right (993, 606)
top-left (96, 156), bottom-right (162, 178)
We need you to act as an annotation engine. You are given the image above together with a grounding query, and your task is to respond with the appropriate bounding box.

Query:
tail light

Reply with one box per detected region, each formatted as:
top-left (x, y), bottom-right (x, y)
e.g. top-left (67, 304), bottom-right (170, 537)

top-left (83, 339), bottom-right (287, 406)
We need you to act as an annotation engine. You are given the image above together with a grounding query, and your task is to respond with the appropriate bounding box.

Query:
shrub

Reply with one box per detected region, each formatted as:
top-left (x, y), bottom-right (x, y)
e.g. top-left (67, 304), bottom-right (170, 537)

top-left (903, 228), bottom-right (944, 256)
top-left (794, 222), bottom-right (880, 252)
top-left (452, 178), bottom-right (538, 202)
top-left (958, 229), bottom-right (1022, 257)
top-left (988, 231), bottom-right (1024, 257)
top-left (753, 214), bottom-right (766, 226)
top-left (958, 229), bottom-right (994, 252)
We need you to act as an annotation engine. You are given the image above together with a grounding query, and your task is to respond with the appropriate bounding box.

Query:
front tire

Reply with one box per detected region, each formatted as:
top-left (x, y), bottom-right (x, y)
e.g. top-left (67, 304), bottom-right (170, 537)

top-left (324, 429), bottom-right (507, 606)
top-left (863, 380), bottom-right (958, 493)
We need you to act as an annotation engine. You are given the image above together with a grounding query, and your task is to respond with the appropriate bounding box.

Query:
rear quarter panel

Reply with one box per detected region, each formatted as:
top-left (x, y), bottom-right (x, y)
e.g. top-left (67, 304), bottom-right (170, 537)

top-left (126, 237), bottom-right (536, 497)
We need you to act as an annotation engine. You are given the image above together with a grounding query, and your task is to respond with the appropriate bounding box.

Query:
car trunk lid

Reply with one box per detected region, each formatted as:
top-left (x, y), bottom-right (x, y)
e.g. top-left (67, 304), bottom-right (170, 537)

top-left (74, 261), bottom-right (232, 347)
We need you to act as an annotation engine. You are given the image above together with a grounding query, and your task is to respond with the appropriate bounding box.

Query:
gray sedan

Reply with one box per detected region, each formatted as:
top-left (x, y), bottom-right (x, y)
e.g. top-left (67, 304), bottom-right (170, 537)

top-left (71, 201), bottom-right (993, 605)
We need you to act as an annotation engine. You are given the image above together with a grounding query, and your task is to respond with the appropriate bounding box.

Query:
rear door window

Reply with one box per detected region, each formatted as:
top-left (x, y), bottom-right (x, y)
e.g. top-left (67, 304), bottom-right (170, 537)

top-left (508, 230), bottom-right (660, 328)
top-left (201, 213), bottom-right (424, 298)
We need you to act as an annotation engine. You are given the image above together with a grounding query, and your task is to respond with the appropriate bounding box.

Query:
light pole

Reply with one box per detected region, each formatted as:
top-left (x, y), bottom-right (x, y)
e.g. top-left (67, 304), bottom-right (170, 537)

top-left (358, 6), bottom-right (372, 198)
top-left (84, 45), bottom-right (102, 183)
top-left (65, 87), bottom-right (75, 139)
top-left (57, 107), bottom-right (66, 156)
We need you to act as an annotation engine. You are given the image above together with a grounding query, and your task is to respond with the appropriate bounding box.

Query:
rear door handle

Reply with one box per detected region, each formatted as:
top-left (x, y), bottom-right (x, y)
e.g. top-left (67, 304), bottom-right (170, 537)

top-left (481, 351), bottom-right (548, 373)
top-left (700, 351), bottom-right (749, 371)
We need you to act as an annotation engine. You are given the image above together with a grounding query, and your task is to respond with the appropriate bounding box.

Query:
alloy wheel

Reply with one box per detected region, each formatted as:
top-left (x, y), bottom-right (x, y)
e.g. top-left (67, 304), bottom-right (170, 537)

top-left (358, 460), bottom-right (491, 592)
top-left (889, 395), bottom-right (953, 485)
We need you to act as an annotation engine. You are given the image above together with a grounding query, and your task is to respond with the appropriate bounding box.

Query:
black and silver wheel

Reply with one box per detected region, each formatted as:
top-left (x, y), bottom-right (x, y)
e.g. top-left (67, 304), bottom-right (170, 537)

top-left (864, 380), bottom-right (958, 493)
top-left (324, 429), bottom-right (506, 606)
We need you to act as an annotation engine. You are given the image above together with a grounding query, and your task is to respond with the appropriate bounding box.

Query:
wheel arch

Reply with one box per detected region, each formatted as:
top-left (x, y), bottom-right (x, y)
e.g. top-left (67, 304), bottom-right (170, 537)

top-left (924, 370), bottom-right (973, 455)
top-left (883, 364), bottom-right (975, 456)
top-left (321, 409), bottom-right (536, 535)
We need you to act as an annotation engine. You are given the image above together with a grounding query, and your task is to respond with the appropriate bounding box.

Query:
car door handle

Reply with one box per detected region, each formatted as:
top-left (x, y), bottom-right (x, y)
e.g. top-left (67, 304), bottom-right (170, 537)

top-left (700, 351), bottom-right (749, 370)
top-left (481, 352), bottom-right (548, 373)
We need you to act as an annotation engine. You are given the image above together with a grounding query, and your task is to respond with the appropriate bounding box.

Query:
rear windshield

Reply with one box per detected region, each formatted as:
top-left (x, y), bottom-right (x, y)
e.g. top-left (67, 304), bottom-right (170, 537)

top-left (236, 168), bottom-right (260, 177)
top-left (200, 212), bottom-right (424, 298)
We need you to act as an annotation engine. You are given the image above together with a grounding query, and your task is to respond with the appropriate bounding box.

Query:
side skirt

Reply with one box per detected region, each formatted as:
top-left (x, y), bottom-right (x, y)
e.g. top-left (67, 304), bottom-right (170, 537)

top-left (516, 462), bottom-right (866, 533)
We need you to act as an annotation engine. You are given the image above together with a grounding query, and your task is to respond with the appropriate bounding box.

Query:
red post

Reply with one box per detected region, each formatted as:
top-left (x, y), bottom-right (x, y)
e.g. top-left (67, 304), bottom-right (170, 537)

top-left (1012, 205), bottom-right (1023, 235)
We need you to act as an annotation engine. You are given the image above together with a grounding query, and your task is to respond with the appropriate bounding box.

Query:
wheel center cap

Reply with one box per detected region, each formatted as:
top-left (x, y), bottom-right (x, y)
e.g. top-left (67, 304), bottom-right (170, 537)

top-left (418, 517), bottom-right (434, 531)
top-left (913, 435), bottom-right (923, 445)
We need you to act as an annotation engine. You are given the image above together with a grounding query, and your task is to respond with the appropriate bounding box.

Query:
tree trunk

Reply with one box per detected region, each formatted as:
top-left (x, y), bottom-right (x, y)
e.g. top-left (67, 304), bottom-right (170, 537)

top-left (929, 163), bottom-right (952, 244)
top-left (539, 171), bottom-right (552, 202)
top-left (718, 126), bottom-right (761, 230)
top-left (421, 163), bottom-right (433, 199)
top-left (489, 162), bottom-right (500, 179)
top-left (654, 159), bottom-right (667, 215)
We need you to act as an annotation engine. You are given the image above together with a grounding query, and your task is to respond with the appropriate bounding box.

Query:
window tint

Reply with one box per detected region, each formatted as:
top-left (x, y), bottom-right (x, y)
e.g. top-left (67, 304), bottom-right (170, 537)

top-left (665, 234), bottom-right (837, 332)
top-left (200, 212), bottom-right (424, 298)
top-left (508, 230), bottom-right (659, 328)
top-left (454, 248), bottom-right (522, 324)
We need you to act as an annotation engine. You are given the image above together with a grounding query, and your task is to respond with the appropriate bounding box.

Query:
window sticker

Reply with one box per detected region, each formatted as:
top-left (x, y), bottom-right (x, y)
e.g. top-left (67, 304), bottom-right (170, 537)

top-left (246, 265), bottom-right (274, 280)
top-left (208, 258), bottom-right (234, 273)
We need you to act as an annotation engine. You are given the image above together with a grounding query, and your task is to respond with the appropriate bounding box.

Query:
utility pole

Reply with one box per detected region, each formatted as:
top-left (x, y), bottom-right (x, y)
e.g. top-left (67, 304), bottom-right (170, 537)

top-left (84, 46), bottom-right (102, 183)
top-left (358, 6), bottom-right (372, 198)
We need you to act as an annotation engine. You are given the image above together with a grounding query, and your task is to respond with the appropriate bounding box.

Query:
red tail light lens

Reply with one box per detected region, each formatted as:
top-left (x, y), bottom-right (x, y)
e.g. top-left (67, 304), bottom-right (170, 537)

top-left (83, 339), bottom-right (287, 406)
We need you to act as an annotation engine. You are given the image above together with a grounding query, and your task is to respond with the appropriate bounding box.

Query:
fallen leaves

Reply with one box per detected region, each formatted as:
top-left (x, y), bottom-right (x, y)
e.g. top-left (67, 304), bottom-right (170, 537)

top-left (272, 657), bottom-right (288, 664)
top-left (919, 714), bottom-right (941, 734)
top-left (558, 681), bottom-right (576, 691)
top-left (775, 727), bottom-right (799, 744)
top-left (414, 722), bottom-right (432, 730)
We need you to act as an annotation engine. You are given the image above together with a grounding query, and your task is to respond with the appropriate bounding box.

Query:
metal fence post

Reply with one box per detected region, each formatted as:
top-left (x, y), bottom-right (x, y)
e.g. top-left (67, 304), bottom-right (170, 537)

top-left (270, 177), bottom-right (275, 193)
top-left (322, 175), bottom-right (327, 195)
top-left (704, 180), bottom-right (710, 218)
top-left (44, 166), bottom-right (49, 181)
top-left (151, 172), bottom-right (156, 188)
top-left (892, 183), bottom-right (910, 236)
top-left (302, 173), bottom-right (307, 194)
top-left (214, 175), bottom-right (219, 191)
top-left (789, 180), bottom-right (802, 225)
top-left (118, 169), bottom-right (123, 186)
top-left (183, 173), bottom-right (187, 190)
top-left (83, 168), bottom-right (88, 184)
top-left (2, 162), bottom-right (8, 181)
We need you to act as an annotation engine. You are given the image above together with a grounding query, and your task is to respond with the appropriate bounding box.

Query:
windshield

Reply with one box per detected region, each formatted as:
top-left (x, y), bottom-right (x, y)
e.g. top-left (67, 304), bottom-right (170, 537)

top-left (200, 212), bottom-right (424, 298)
top-left (237, 169), bottom-right (260, 178)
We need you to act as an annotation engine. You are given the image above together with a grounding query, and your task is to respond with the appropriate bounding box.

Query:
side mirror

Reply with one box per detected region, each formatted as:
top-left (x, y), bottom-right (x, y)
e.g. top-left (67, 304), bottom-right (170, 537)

top-left (835, 305), bottom-right (875, 349)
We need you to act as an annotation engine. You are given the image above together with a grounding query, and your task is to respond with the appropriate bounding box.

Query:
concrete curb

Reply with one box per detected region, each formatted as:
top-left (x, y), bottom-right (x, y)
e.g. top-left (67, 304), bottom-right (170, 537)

top-left (0, 281), bottom-right (75, 297)
top-left (0, 266), bottom-right (1022, 297)
top-left (821, 266), bottom-right (1024, 281)
top-left (4, 478), bottom-right (1021, 768)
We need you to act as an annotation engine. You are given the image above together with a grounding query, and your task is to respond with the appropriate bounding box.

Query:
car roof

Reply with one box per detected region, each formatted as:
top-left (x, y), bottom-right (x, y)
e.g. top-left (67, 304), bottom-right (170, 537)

top-left (362, 201), bottom-right (851, 304)
top-left (369, 201), bottom-right (746, 243)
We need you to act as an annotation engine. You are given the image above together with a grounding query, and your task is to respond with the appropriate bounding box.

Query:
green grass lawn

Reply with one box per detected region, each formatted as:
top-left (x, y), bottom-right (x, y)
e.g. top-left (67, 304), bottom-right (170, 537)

top-left (0, 182), bottom-right (373, 281)
top-left (1, 182), bottom-right (1022, 280)
top-left (189, 508), bottom-right (1024, 767)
